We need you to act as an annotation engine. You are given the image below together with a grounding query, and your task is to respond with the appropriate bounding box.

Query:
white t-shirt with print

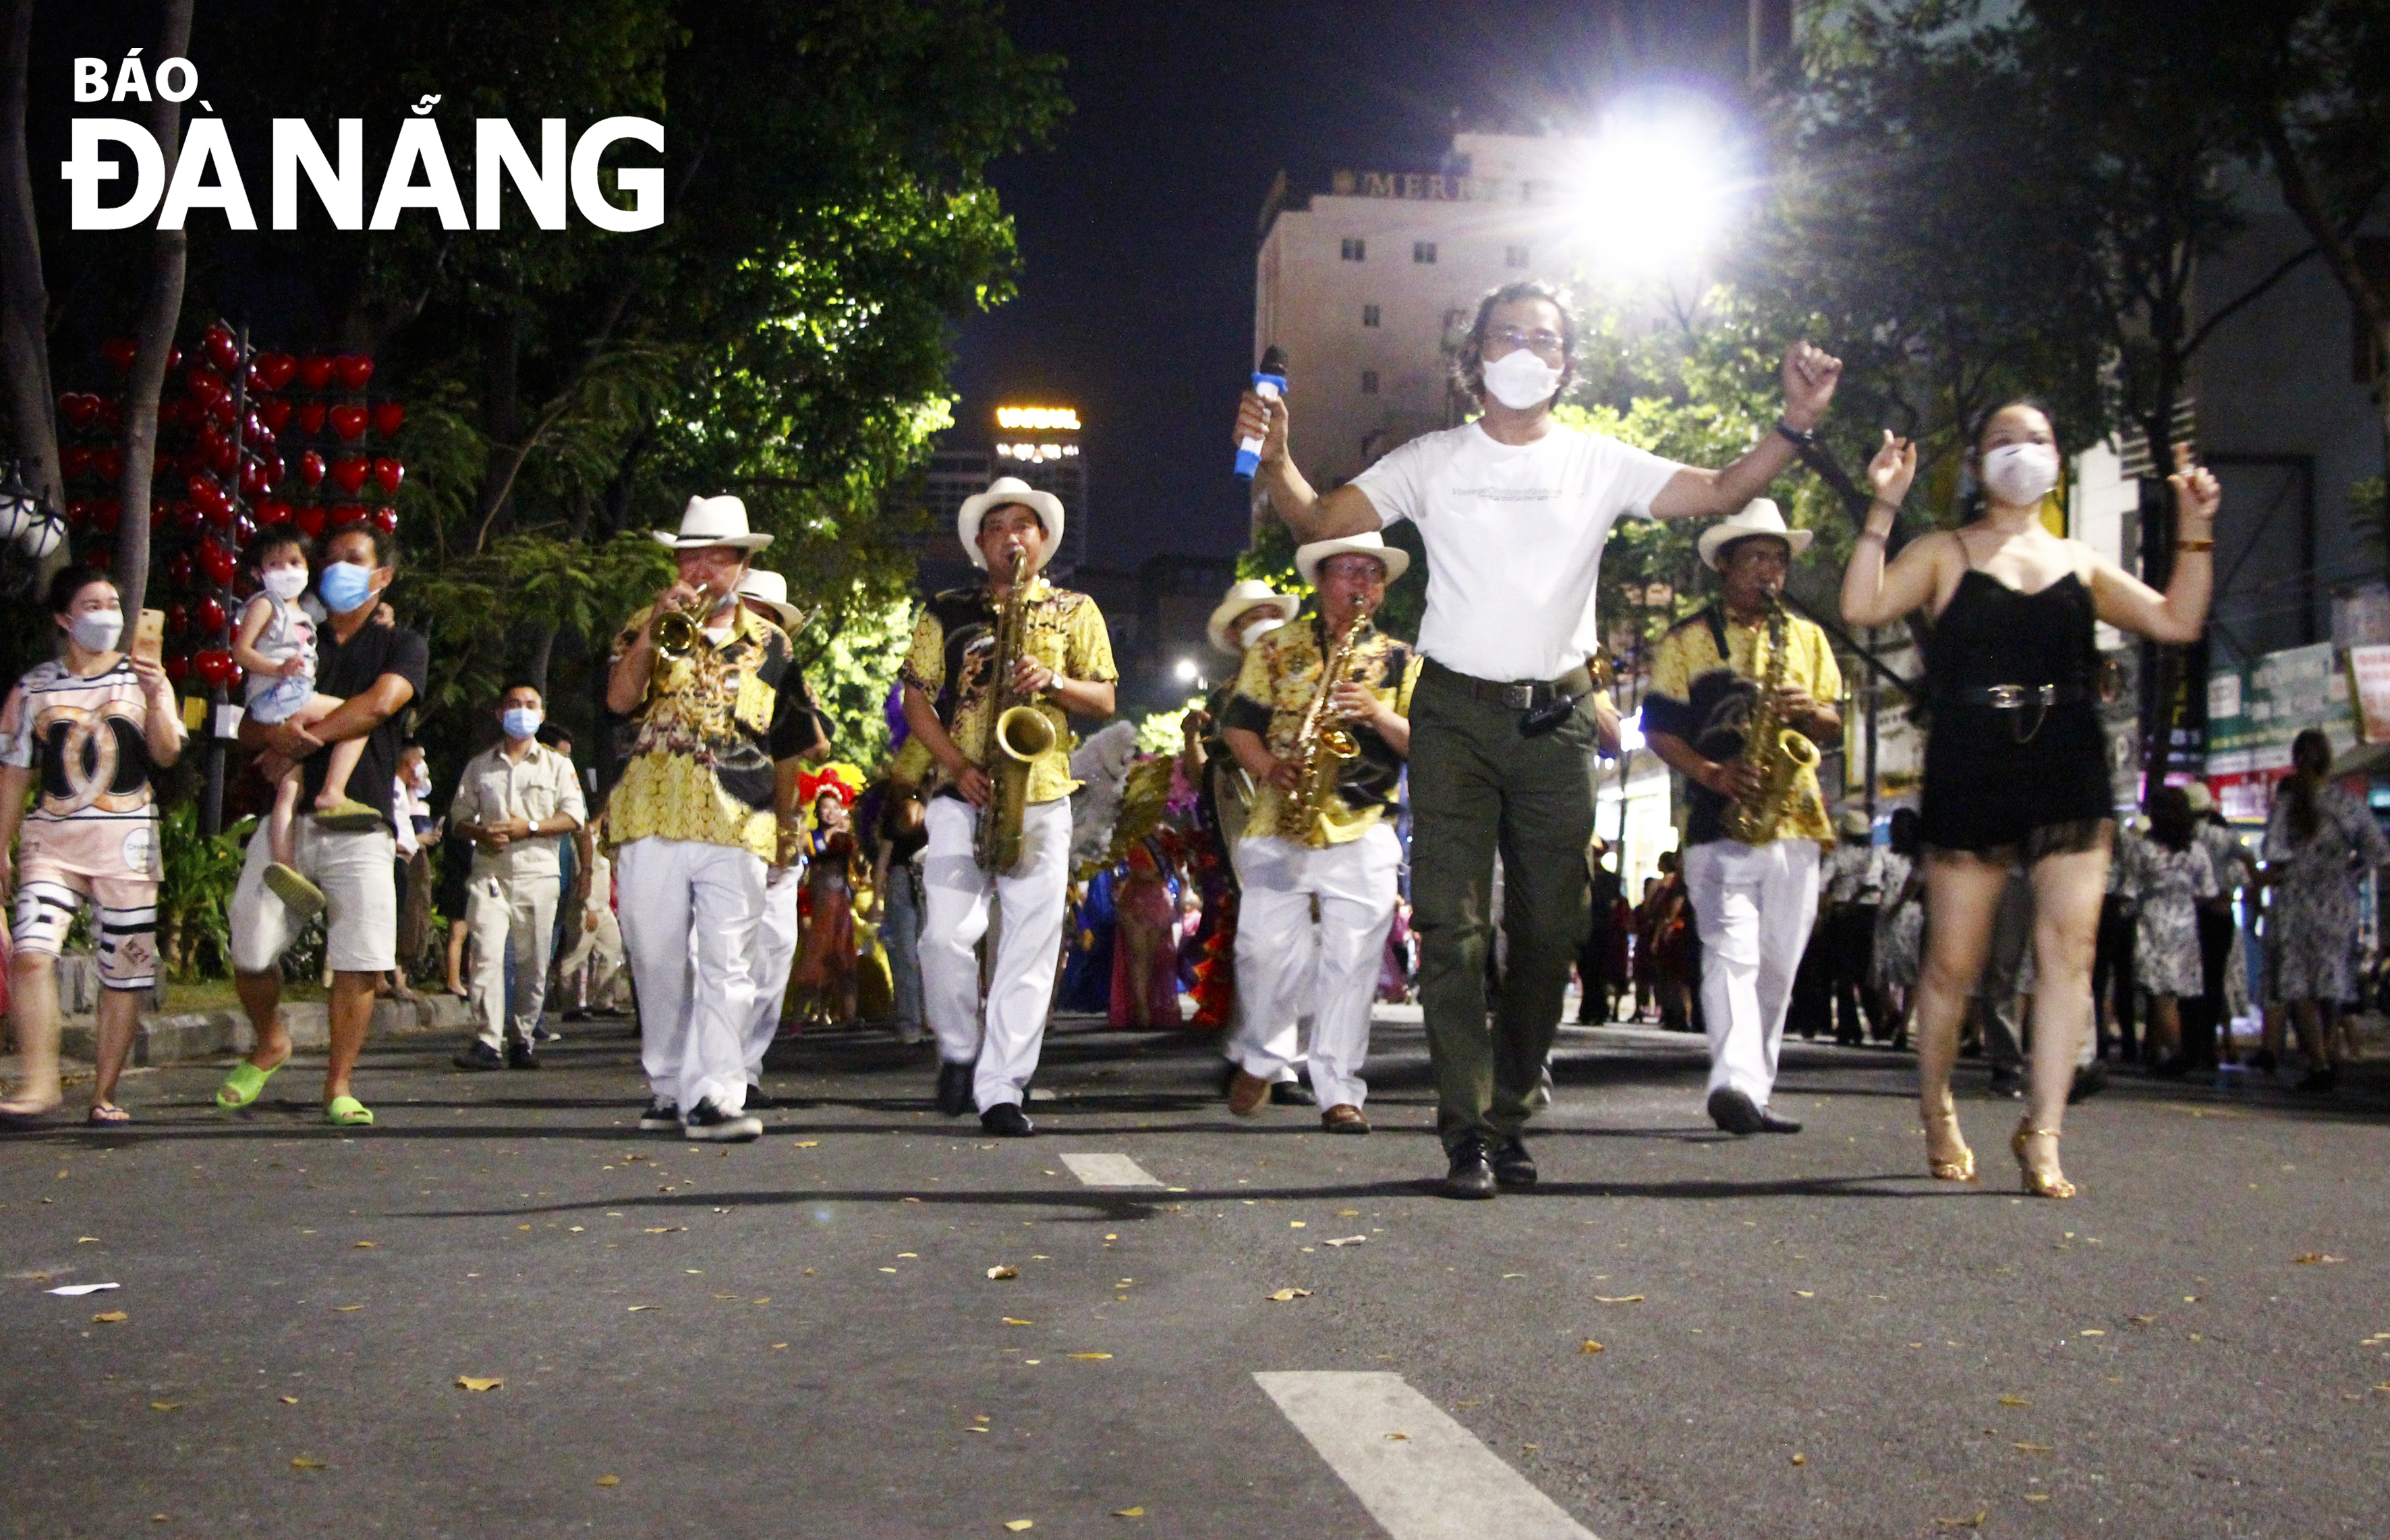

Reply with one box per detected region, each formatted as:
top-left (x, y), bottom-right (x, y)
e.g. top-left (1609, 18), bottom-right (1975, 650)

top-left (1348, 420), bottom-right (1683, 683)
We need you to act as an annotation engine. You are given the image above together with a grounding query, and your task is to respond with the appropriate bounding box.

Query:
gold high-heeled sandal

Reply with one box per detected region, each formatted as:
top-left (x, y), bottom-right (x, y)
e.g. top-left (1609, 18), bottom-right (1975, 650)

top-left (1920, 1097), bottom-right (1976, 1182)
top-left (2010, 1120), bottom-right (2078, 1199)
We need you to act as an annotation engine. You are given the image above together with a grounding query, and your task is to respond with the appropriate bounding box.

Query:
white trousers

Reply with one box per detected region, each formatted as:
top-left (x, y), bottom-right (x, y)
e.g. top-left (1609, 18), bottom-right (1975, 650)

top-left (466, 871), bottom-right (559, 1051)
top-left (743, 871), bottom-right (801, 1090)
top-left (920, 795), bottom-right (1073, 1112)
top-left (1684, 838), bottom-right (1821, 1107)
top-left (1228, 824), bottom-right (1400, 1112)
top-left (1224, 830), bottom-right (1317, 1083)
top-left (555, 903), bottom-right (627, 1010)
top-left (616, 836), bottom-right (766, 1118)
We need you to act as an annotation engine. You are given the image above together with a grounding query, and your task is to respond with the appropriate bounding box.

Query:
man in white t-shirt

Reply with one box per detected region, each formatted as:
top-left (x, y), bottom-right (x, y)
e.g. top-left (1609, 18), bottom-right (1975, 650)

top-left (1235, 279), bottom-right (1842, 1198)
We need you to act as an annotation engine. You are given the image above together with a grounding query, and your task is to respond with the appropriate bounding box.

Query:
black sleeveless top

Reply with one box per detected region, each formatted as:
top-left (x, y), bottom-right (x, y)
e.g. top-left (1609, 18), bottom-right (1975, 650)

top-left (1919, 570), bottom-right (2115, 852)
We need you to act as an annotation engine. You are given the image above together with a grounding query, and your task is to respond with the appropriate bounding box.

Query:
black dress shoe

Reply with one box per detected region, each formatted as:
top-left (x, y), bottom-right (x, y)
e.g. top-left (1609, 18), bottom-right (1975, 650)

top-left (1986, 1066), bottom-right (2024, 1098)
top-left (505, 1039), bottom-right (540, 1071)
top-left (1707, 1087), bottom-right (1765, 1135)
top-left (980, 1102), bottom-right (1035, 1137)
top-left (1755, 1106), bottom-right (1802, 1133)
top-left (935, 1060), bottom-right (976, 1117)
top-left (1270, 1081), bottom-right (1317, 1107)
top-left (453, 1041), bottom-right (503, 1072)
top-left (2067, 1062), bottom-right (2109, 1104)
top-left (1491, 1136), bottom-right (1537, 1187)
top-left (1440, 1137), bottom-right (1498, 1199)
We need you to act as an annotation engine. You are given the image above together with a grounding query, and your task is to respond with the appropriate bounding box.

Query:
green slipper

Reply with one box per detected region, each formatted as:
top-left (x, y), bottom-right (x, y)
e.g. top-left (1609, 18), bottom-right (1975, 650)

top-left (264, 861), bottom-right (327, 919)
top-left (215, 1055), bottom-right (287, 1110)
top-left (311, 798), bottom-right (387, 832)
top-left (323, 1095), bottom-right (374, 1127)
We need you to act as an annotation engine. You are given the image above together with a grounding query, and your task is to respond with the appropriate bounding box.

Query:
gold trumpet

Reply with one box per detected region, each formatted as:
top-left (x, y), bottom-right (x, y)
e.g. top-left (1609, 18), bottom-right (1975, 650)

top-left (650, 588), bottom-right (724, 667)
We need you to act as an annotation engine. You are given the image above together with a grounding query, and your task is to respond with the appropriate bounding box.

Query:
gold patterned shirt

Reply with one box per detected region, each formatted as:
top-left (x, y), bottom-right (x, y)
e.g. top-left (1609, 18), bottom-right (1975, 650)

top-left (1224, 614), bottom-right (1421, 847)
top-left (1644, 604), bottom-right (1842, 847)
top-left (899, 577), bottom-right (1117, 807)
top-left (604, 604), bottom-right (816, 861)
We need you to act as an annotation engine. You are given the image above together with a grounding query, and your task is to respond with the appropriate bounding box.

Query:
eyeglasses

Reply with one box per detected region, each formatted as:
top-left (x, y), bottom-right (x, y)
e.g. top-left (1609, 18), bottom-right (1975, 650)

top-left (1487, 328), bottom-right (1566, 360)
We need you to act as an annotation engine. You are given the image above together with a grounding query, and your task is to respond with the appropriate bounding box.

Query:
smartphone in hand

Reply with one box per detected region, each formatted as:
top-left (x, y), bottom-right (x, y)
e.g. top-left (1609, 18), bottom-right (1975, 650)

top-left (132, 608), bottom-right (165, 664)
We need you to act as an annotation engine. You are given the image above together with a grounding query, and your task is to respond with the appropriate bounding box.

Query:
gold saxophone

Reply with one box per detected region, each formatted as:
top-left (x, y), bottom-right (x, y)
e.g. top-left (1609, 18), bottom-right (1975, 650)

top-left (1284, 604), bottom-right (1373, 848)
top-left (975, 546), bottom-right (1058, 874)
top-left (1721, 597), bottom-right (1821, 845)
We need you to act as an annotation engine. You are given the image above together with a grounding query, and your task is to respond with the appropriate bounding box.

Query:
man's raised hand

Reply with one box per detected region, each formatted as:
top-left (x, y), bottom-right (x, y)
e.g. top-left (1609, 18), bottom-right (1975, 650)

top-left (1780, 341), bottom-right (1843, 431)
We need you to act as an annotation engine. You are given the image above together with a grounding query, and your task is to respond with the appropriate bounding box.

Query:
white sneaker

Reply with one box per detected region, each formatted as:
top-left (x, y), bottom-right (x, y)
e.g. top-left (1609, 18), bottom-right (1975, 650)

top-left (681, 1097), bottom-right (762, 1143)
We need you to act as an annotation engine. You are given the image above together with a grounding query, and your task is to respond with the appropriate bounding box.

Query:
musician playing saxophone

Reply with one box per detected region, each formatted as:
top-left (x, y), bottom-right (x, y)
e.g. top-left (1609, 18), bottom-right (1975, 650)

top-left (1219, 533), bottom-right (1420, 1133)
top-left (1642, 500), bottom-right (1843, 1137)
top-left (899, 478), bottom-right (1116, 1137)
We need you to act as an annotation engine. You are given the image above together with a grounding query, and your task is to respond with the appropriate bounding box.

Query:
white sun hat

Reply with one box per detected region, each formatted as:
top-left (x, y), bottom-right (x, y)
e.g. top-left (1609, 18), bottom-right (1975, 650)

top-left (957, 477), bottom-right (1067, 571)
top-left (1294, 530), bottom-right (1411, 588)
top-left (653, 494), bottom-right (773, 550)
top-left (1204, 579), bottom-right (1301, 654)
top-left (1696, 498), bottom-right (1812, 571)
top-left (735, 567), bottom-right (806, 633)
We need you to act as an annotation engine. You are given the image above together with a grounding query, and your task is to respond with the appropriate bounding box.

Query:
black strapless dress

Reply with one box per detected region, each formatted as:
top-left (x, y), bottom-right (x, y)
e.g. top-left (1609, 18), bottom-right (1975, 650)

top-left (1919, 570), bottom-right (2115, 854)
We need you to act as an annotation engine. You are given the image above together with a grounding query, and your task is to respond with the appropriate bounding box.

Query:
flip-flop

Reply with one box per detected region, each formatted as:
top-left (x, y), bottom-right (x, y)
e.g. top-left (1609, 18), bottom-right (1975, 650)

top-left (86, 1104), bottom-right (132, 1125)
top-left (215, 1055), bottom-right (288, 1110)
top-left (323, 1095), bottom-right (374, 1127)
top-left (264, 861), bottom-right (327, 918)
top-left (310, 799), bottom-right (387, 832)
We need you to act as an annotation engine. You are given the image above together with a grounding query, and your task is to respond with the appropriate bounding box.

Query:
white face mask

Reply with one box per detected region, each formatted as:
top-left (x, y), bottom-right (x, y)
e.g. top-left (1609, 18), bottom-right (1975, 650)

top-left (70, 610), bottom-right (123, 653)
top-left (261, 567), bottom-right (309, 602)
top-left (1239, 615), bottom-right (1286, 650)
top-left (1480, 347), bottom-right (1565, 411)
top-left (1982, 442), bottom-right (2061, 507)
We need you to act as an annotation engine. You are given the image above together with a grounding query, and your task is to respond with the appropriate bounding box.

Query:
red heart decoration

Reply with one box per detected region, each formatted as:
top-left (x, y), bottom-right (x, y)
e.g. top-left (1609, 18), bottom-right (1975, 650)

top-left (164, 602), bottom-right (188, 637)
top-left (256, 352), bottom-right (297, 391)
top-left (207, 438), bottom-right (237, 477)
top-left (102, 337), bottom-right (138, 373)
top-left (298, 450), bottom-right (326, 489)
top-left (61, 445), bottom-right (92, 479)
top-left (57, 391), bottom-right (99, 427)
top-left (297, 355), bottom-right (334, 391)
top-left (90, 498), bottom-right (119, 533)
top-left (194, 648), bottom-right (230, 687)
top-left (65, 498), bottom-right (90, 528)
top-left (329, 404), bottom-right (367, 441)
top-left (186, 365), bottom-right (226, 405)
top-left (331, 503), bottom-right (366, 527)
top-left (164, 652), bottom-right (191, 685)
top-left (165, 345), bottom-right (181, 372)
top-left (204, 325), bottom-right (239, 372)
top-left (174, 503), bottom-right (206, 537)
top-left (168, 550), bottom-right (196, 587)
top-left (208, 393), bottom-right (237, 426)
top-left (199, 539), bottom-right (237, 587)
top-left (297, 402), bottom-right (327, 436)
top-left (255, 496), bottom-right (293, 526)
top-left (330, 455), bottom-right (369, 496)
top-left (185, 471), bottom-right (220, 511)
top-left (334, 354), bottom-right (374, 391)
top-left (239, 458), bottom-right (274, 498)
top-left (244, 420), bottom-right (275, 457)
top-left (370, 457), bottom-right (403, 495)
top-left (93, 447), bottom-right (122, 483)
top-left (372, 505), bottom-right (399, 534)
top-left (206, 496), bottom-right (237, 531)
top-left (233, 512), bottom-right (257, 546)
top-left (293, 505), bottom-right (327, 540)
top-left (371, 401), bottom-right (405, 438)
top-left (257, 397), bottom-right (293, 433)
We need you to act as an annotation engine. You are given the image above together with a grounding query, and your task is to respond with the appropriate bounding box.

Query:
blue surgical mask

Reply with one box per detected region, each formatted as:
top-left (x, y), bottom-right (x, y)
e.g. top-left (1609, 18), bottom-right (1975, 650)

top-left (501, 707), bottom-right (543, 742)
top-left (318, 560), bottom-right (376, 615)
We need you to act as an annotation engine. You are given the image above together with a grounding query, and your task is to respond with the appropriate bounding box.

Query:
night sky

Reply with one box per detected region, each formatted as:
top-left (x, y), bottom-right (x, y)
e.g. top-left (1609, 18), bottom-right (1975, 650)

top-left (948, 0), bottom-right (1750, 571)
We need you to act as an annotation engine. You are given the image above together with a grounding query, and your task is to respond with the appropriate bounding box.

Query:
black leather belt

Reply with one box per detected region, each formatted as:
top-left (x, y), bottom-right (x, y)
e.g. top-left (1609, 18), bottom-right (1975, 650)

top-left (1425, 658), bottom-right (1593, 710)
top-left (1954, 683), bottom-right (2085, 709)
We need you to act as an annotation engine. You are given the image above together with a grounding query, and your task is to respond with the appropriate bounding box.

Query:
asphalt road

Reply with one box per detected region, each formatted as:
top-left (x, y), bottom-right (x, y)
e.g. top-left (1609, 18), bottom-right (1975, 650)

top-left (5, 1009), bottom-right (2387, 1539)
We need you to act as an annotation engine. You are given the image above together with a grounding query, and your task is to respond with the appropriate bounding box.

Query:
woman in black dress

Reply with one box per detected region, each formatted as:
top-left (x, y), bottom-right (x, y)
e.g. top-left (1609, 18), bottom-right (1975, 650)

top-left (1842, 401), bottom-right (2219, 1197)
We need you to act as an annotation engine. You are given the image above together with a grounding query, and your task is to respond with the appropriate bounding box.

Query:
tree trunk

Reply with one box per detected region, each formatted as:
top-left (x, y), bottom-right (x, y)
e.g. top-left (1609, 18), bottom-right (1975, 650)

top-left (0, 0), bottom-right (59, 531)
top-left (117, 0), bottom-right (196, 612)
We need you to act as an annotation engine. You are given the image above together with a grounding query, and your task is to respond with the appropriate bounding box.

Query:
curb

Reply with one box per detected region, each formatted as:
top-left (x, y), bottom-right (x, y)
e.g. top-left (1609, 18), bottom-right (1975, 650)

top-left (59, 992), bottom-right (476, 1067)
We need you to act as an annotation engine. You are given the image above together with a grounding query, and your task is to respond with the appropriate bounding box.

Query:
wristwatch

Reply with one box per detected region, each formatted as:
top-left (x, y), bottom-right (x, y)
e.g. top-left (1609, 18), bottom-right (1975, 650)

top-left (1775, 418), bottom-right (1818, 449)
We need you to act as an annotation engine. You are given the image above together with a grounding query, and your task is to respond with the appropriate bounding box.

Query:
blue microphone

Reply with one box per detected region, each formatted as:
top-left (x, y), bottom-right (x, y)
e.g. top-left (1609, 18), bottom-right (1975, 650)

top-left (1234, 345), bottom-right (1288, 480)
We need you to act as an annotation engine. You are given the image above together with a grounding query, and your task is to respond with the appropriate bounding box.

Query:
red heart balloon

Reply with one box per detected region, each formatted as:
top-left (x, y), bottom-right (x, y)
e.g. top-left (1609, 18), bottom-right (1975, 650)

top-left (90, 498), bottom-right (119, 534)
top-left (207, 496), bottom-right (237, 531)
top-left (102, 337), bottom-right (138, 373)
top-left (165, 345), bottom-right (181, 371)
top-left (298, 355), bottom-right (334, 391)
top-left (257, 397), bottom-right (293, 433)
top-left (204, 325), bottom-right (239, 372)
top-left (370, 401), bottom-right (405, 438)
top-left (330, 455), bottom-right (369, 496)
top-left (92, 447), bottom-right (122, 483)
top-left (200, 539), bottom-right (237, 587)
top-left (164, 652), bottom-right (191, 684)
top-left (258, 352), bottom-right (297, 391)
top-left (208, 393), bottom-right (237, 426)
top-left (298, 450), bottom-right (326, 489)
top-left (370, 457), bottom-right (403, 495)
top-left (233, 512), bottom-right (257, 546)
top-left (185, 470), bottom-right (217, 509)
top-left (254, 495), bottom-right (293, 526)
top-left (186, 365), bottom-right (226, 405)
top-left (331, 503), bottom-right (366, 527)
top-left (334, 354), bottom-right (374, 391)
top-left (148, 499), bottom-right (167, 529)
top-left (194, 594), bottom-right (226, 633)
top-left (297, 402), bottom-right (326, 436)
top-left (56, 391), bottom-right (96, 427)
top-left (330, 405), bottom-right (367, 441)
top-left (239, 458), bottom-right (275, 498)
top-left (168, 550), bottom-right (196, 587)
top-left (372, 505), bottom-right (399, 534)
top-left (293, 505), bottom-right (327, 540)
top-left (245, 422), bottom-right (276, 458)
top-left (174, 503), bottom-right (205, 536)
top-left (164, 602), bottom-right (188, 637)
top-left (61, 445), bottom-right (92, 479)
top-left (208, 440), bottom-right (238, 477)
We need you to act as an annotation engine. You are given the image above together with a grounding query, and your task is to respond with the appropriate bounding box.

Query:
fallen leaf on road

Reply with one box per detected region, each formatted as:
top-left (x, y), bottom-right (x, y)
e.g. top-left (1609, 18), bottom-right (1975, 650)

top-left (1593, 1294), bottom-right (1645, 1304)
top-left (76, 1236), bottom-right (98, 1244)
top-left (627, 1305), bottom-right (657, 1312)
top-left (1068, 1353), bottom-right (1113, 1361)
top-left (1267, 1288), bottom-right (1313, 1302)
top-left (643, 1227), bottom-right (685, 1234)
top-left (45, 1283), bottom-right (118, 1296)
top-left (791, 1141), bottom-right (819, 1148)
top-left (280, 1396), bottom-right (298, 1405)
top-left (1580, 1340), bottom-right (1605, 1354)
top-left (1502, 1272), bottom-right (1526, 1279)
top-left (987, 1265), bottom-right (1019, 1280)
top-left (291, 1458), bottom-right (326, 1470)
top-left (2024, 1493), bottom-right (2051, 1503)
top-left (2012, 1442), bottom-right (2052, 1453)
top-left (333, 1305), bottom-right (363, 1312)
top-left (1324, 1236), bottom-right (1367, 1247)
top-left (1337, 1209), bottom-right (1360, 1216)
top-left (596, 1475), bottom-right (620, 1487)
top-left (880, 1267), bottom-right (899, 1274)
top-left (1384, 1433), bottom-right (1409, 1442)
top-left (1997, 1396), bottom-right (2028, 1406)
top-left (455, 1377), bottom-right (503, 1392)
top-left (150, 1400), bottom-right (185, 1411)
top-left (2294, 1253), bottom-right (2345, 1265)
top-left (92, 1311), bottom-right (127, 1323)
top-left (2129, 1315), bottom-right (2157, 1325)
top-left (1933, 1514), bottom-right (1985, 1530)
top-left (352, 1242), bottom-right (378, 1249)
top-left (1004, 1318), bottom-right (1033, 1325)
top-left (1790, 1453), bottom-right (1806, 1465)
top-left (2079, 1330), bottom-right (2105, 1336)
top-left (902, 1197), bottom-right (923, 1204)
top-left (1004, 1522), bottom-right (1033, 1531)
top-left (1112, 1506), bottom-right (1145, 1517)
top-left (1793, 1290), bottom-right (1815, 1299)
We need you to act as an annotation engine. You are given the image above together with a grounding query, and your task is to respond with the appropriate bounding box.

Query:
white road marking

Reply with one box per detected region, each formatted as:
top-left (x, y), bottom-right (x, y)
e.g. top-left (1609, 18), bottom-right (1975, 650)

top-left (1253, 1371), bottom-right (1597, 1540)
top-left (1058, 1152), bottom-right (1165, 1187)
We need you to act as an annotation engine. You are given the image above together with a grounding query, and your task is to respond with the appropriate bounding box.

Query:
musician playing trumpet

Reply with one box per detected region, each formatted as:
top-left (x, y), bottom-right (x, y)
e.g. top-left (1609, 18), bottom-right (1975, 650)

top-left (899, 478), bottom-right (1116, 1137)
top-left (1643, 500), bottom-right (1843, 1137)
top-left (1219, 533), bottom-right (1420, 1133)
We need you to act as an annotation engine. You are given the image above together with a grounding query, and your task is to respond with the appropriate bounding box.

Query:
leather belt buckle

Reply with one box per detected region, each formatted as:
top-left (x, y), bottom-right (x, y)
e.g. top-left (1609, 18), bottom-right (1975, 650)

top-left (1501, 683), bottom-right (1537, 709)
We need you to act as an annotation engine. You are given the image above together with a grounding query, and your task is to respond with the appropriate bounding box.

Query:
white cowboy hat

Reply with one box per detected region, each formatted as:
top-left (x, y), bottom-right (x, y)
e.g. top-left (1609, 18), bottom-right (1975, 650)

top-left (735, 567), bottom-right (805, 633)
top-left (1294, 530), bottom-right (1411, 588)
top-left (1836, 806), bottom-right (1873, 840)
top-left (2182, 780), bottom-right (2215, 815)
top-left (957, 476), bottom-right (1067, 571)
top-left (1205, 579), bottom-right (1301, 654)
top-left (1697, 498), bottom-right (1813, 570)
top-left (653, 493), bottom-right (773, 551)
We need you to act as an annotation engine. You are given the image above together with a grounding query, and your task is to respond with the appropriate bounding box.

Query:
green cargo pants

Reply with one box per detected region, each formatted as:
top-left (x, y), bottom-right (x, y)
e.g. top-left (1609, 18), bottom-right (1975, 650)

top-left (1407, 661), bottom-right (1600, 1153)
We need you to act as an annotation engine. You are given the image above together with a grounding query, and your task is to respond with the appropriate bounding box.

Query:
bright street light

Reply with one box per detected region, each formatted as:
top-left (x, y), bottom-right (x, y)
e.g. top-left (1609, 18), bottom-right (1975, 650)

top-left (1173, 658), bottom-right (1199, 684)
top-left (1572, 92), bottom-right (1739, 273)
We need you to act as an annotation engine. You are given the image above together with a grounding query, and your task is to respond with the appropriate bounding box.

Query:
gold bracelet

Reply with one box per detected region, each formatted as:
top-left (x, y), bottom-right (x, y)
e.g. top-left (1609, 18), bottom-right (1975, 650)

top-left (2176, 538), bottom-right (2215, 552)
